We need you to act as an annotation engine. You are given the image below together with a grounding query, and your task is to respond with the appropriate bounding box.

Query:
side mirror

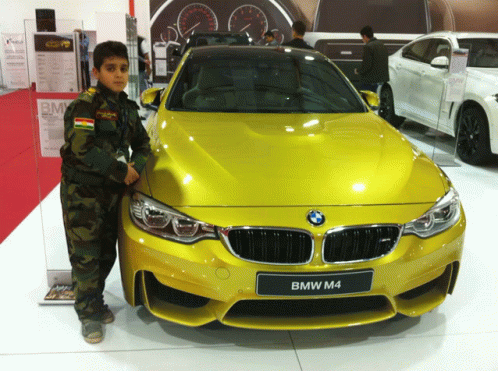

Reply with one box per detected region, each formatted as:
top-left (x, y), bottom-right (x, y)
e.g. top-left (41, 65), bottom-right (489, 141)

top-left (360, 90), bottom-right (380, 110)
top-left (431, 56), bottom-right (449, 69)
top-left (140, 87), bottom-right (164, 111)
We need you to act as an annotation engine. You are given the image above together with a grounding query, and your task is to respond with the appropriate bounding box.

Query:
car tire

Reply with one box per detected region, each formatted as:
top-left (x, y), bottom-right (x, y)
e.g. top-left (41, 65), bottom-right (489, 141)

top-left (379, 86), bottom-right (405, 128)
top-left (456, 105), bottom-right (491, 165)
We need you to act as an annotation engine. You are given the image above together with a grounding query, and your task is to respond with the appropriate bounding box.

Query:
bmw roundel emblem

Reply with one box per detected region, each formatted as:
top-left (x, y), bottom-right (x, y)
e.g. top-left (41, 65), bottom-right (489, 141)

top-left (307, 210), bottom-right (325, 226)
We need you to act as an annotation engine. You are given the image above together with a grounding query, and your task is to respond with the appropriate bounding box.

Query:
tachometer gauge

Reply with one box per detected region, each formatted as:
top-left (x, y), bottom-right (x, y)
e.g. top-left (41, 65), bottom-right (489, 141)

top-left (229, 5), bottom-right (268, 43)
top-left (161, 26), bottom-right (178, 43)
top-left (177, 3), bottom-right (218, 39)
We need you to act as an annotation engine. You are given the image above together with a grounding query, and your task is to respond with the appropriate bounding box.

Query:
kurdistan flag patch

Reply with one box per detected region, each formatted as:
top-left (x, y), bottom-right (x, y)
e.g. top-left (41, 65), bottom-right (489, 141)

top-left (74, 118), bottom-right (95, 130)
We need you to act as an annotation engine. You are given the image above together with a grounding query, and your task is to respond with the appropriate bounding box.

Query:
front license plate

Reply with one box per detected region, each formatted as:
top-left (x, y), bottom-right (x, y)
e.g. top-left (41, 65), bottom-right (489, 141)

top-left (256, 270), bottom-right (373, 296)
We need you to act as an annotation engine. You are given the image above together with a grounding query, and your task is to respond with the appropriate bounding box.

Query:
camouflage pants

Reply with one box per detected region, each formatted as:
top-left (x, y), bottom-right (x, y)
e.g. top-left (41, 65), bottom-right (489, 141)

top-left (60, 177), bottom-right (123, 321)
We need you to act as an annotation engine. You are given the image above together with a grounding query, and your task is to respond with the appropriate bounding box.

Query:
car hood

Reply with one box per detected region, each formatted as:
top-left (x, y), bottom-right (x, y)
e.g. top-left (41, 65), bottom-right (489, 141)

top-left (146, 111), bottom-right (445, 207)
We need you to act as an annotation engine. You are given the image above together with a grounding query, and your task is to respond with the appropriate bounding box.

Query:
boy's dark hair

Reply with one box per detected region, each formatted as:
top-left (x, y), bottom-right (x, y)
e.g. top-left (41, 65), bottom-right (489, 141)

top-left (360, 26), bottom-right (374, 39)
top-left (93, 41), bottom-right (129, 70)
top-left (292, 21), bottom-right (307, 36)
top-left (264, 30), bottom-right (274, 38)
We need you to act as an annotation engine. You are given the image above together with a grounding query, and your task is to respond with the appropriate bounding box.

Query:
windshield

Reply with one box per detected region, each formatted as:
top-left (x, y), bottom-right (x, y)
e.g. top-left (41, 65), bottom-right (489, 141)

top-left (314, 0), bottom-right (429, 34)
top-left (167, 51), bottom-right (366, 113)
top-left (458, 38), bottom-right (498, 68)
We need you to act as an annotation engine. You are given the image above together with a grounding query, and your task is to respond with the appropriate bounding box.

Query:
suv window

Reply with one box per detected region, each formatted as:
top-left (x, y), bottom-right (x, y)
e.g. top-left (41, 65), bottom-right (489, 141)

top-left (459, 38), bottom-right (498, 68)
top-left (426, 39), bottom-right (452, 64)
top-left (402, 39), bottom-right (431, 63)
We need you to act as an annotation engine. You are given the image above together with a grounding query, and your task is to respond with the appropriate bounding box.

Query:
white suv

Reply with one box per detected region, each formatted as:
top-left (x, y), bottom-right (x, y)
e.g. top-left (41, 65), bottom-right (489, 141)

top-left (383, 31), bottom-right (498, 165)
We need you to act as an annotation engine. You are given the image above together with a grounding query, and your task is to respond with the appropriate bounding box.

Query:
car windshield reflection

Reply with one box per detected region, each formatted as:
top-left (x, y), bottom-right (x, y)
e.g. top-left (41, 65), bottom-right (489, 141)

top-left (167, 49), bottom-right (366, 114)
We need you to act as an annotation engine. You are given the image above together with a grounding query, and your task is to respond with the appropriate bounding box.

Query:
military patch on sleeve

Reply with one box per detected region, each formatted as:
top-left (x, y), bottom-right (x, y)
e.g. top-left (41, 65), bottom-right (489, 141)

top-left (74, 117), bottom-right (95, 130)
top-left (82, 88), bottom-right (97, 98)
top-left (96, 110), bottom-right (119, 120)
top-left (84, 87), bottom-right (97, 95)
top-left (79, 87), bottom-right (97, 102)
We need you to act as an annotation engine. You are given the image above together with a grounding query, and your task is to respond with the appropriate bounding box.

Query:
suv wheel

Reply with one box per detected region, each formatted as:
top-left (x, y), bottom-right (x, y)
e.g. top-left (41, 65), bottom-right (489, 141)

top-left (457, 105), bottom-right (491, 165)
top-left (380, 86), bottom-right (405, 128)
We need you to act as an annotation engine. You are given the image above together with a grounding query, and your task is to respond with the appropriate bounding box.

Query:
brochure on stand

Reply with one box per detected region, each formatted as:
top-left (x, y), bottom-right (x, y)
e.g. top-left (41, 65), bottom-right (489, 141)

top-left (37, 99), bottom-right (72, 157)
top-left (1, 33), bottom-right (29, 89)
top-left (34, 33), bottom-right (80, 92)
top-left (40, 284), bottom-right (75, 305)
top-left (445, 48), bottom-right (469, 102)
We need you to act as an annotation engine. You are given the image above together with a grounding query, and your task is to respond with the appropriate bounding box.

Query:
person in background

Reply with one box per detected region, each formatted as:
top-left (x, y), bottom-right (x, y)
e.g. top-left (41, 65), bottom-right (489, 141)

top-left (138, 35), bottom-right (151, 94)
top-left (60, 40), bottom-right (151, 344)
top-left (281, 21), bottom-right (313, 50)
top-left (355, 25), bottom-right (389, 94)
top-left (74, 29), bottom-right (90, 90)
top-left (264, 31), bottom-right (279, 46)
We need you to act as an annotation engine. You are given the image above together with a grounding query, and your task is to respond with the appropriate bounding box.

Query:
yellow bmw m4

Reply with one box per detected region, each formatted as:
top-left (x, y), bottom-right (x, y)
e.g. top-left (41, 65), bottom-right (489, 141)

top-left (118, 45), bottom-right (465, 330)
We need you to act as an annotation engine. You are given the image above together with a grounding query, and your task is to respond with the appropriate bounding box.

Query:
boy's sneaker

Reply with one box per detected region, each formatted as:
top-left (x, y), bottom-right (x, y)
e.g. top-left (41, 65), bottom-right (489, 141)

top-left (101, 305), bottom-right (115, 324)
top-left (81, 320), bottom-right (103, 344)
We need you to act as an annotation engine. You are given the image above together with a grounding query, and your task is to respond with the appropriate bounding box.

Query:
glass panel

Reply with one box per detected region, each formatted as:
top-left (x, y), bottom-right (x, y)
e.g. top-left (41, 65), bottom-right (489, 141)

top-left (402, 39), bottom-right (431, 62)
top-left (458, 38), bottom-right (498, 68)
top-left (24, 19), bottom-right (84, 292)
top-left (397, 38), bottom-right (460, 166)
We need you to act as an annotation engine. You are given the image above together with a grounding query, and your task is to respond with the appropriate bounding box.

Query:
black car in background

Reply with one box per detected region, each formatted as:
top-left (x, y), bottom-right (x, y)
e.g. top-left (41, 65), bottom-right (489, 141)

top-left (154, 31), bottom-right (252, 84)
top-left (180, 31), bottom-right (252, 55)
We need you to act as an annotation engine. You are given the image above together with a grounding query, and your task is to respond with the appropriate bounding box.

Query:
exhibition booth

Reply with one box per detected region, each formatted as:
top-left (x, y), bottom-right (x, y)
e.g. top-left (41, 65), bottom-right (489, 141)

top-left (1, 1), bottom-right (470, 295)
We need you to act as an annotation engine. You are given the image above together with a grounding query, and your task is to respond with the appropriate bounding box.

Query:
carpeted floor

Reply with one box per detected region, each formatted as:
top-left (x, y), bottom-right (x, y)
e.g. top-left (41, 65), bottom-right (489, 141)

top-left (0, 88), bottom-right (71, 243)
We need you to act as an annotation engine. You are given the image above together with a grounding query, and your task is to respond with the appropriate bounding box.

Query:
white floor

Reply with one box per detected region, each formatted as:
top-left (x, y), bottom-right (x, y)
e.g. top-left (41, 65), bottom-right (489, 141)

top-left (1, 129), bottom-right (498, 371)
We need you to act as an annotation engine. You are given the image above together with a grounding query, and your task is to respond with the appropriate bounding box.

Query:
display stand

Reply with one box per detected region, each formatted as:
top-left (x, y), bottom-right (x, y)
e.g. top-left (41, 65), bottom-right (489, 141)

top-left (29, 14), bottom-right (140, 304)
top-left (24, 19), bottom-right (84, 304)
top-left (432, 49), bottom-right (469, 167)
top-left (431, 88), bottom-right (460, 167)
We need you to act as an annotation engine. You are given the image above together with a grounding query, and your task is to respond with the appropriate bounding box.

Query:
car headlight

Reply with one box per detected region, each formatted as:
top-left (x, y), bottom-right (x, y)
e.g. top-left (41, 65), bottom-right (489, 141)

top-left (403, 188), bottom-right (461, 238)
top-left (129, 192), bottom-right (218, 244)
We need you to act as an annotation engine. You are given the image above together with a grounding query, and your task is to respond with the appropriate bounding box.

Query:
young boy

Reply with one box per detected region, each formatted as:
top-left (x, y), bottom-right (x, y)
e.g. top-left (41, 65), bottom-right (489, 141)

top-left (60, 41), bottom-right (151, 343)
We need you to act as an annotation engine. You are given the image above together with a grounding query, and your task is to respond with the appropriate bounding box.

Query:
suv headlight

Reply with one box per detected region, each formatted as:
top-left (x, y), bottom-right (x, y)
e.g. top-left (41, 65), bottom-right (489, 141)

top-left (403, 188), bottom-right (461, 238)
top-left (129, 192), bottom-right (218, 244)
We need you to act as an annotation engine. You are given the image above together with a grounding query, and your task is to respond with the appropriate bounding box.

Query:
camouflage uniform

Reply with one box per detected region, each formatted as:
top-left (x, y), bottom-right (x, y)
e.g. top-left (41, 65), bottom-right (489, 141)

top-left (60, 81), bottom-right (151, 321)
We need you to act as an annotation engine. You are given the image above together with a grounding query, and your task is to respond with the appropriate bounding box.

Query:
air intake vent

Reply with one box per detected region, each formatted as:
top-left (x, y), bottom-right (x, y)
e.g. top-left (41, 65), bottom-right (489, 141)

top-left (223, 228), bottom-right (313, 265)
top-left (323, 225), bottom-right (401, 263)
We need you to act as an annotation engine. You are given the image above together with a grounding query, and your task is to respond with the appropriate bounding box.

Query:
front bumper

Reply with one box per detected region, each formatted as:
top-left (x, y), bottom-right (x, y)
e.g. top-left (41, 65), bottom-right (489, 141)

top-left (118, 196), bottom-right (465, 330)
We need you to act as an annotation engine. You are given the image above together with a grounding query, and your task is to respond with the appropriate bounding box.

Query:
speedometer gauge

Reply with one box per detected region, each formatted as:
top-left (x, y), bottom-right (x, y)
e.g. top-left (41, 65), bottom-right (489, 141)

top-left (229, 5), bottom-right (268, 43)
top-left (177, 3), bottom-right (218, 39)
top-left (160, 26), bottom-right (178, 43)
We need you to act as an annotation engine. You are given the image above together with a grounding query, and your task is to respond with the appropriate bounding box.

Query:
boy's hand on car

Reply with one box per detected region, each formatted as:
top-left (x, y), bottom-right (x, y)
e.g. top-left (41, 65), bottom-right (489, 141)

top-left (124, 162), bottom-right (140, 185)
